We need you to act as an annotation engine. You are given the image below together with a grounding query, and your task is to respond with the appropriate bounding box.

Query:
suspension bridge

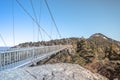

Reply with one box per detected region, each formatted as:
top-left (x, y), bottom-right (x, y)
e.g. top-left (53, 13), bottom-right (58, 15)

top-left (0, 0), bottom-right (71, 71)
top-left (0, 45), bottom-right (72, 71)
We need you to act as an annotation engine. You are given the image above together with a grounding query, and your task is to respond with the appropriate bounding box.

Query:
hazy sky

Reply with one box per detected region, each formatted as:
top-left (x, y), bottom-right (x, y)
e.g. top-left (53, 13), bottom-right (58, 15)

top-left (0, 0), bottom-right (120, 46)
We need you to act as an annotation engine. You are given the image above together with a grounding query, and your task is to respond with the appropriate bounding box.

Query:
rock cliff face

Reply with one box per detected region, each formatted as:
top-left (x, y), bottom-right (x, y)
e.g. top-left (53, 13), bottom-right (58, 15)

top-left (0, 63), bottom-right (108, 80)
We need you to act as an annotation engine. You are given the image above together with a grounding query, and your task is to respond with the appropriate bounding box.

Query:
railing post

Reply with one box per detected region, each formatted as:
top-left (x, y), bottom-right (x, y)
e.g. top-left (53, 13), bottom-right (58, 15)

top-left (27, 50), bottom-right (28, 58)
top-left (3, 53), bottom-right (5, 70)
top-left (0, 53), bottom-right (1, 70)
top-left (13, 52), bottom-right (15, 68)
top-left (10, 52), bottom-right (11, 68)
top-left (6, 53), bottom-right (8, 69)
top-left (32, 47), bottom-right (36, 66)
top-left (45, 47), bottom-right (47, 53)
top-left (16, 51), bottom-right (18, 62)
top-left (33, 47), bottom-right (34, 58)
top-left (18, 51), bottom-right (20, 61)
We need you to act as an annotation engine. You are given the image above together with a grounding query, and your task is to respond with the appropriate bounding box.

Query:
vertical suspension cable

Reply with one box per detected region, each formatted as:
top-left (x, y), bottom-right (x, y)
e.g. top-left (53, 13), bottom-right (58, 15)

top-left (44, 0), bottom-right (61, 39)
top-left (16, 0), bottom-right (52, 39)
top-left (37, 26), bottom-right (39, 41)
top-left (30, 0), bottom-right (38, 22)
top-left (50, 22), bottom-right (53, 39)
top-left (38, 27), bottom-right (43, 41)
top-left (38, 0), bottom-right (43, 41)
top-left (32, 22), bottom-right (35, 42)
top-left (30, 0), bottom-right (37, 42)
top-left (12, 0), bottom-right (15, 46)
top-left (30, 0), bottom-right (43, 42)
top-left (0, 33), bottom-right (7, 47)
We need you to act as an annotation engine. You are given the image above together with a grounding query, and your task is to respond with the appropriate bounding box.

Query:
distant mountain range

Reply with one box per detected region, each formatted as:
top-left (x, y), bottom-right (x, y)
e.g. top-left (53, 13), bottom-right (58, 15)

top-left (14, 33), bottom-right (120, 49)
top-left (0, 47), bottom-right (10, 51)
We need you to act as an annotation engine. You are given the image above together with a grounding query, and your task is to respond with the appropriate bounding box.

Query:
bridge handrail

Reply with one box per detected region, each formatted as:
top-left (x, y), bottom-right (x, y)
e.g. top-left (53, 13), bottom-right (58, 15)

top-left (0, 45), bottom-right (62, 54)
top-left (0, 45), bottom-right (66, 71)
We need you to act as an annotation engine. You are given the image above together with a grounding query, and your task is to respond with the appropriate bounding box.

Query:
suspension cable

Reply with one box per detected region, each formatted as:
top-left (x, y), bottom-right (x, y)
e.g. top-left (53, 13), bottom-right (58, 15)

top-left (16, 0), bottom-right (52, 39)
top-left (32, 22), bottom-right (35, 42)
top-left (39, 0), bottom-right (42, 23)
top-left (0, 33), bottom-right (7, 47)
top-left (30, 0), bottom-right (38, 22)
top-left (12, 0), bottom-right (15, 46)
top-left (38, 26), bottom-right (43, 41)
top-left (30, 0), bottom-right (38, 42)
top-left (38, 0), bottom-right (43, 41)
top-left (44, 0), bottom-right (61, 39)
top-left (30, 0), bottom-right (43, 41)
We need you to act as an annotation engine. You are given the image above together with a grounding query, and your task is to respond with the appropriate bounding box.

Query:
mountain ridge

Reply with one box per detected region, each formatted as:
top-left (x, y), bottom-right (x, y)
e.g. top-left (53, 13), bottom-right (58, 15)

top-left (14, 33), bottom-right (120, 48)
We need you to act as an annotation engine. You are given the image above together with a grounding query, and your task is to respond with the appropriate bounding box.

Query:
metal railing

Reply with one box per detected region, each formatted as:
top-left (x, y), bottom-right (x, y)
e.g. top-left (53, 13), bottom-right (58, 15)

top-left (0, 45), bottom-right (66, 71)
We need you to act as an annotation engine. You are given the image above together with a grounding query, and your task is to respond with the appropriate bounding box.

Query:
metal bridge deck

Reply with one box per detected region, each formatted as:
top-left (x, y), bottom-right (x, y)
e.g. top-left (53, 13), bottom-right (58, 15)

top-left (0, 45), bottom-right (67, 71)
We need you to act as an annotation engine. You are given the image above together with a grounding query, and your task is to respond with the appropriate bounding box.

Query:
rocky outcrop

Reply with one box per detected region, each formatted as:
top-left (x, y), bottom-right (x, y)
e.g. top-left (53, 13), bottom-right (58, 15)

top-left (0, 63), bottom-right (108, 80)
